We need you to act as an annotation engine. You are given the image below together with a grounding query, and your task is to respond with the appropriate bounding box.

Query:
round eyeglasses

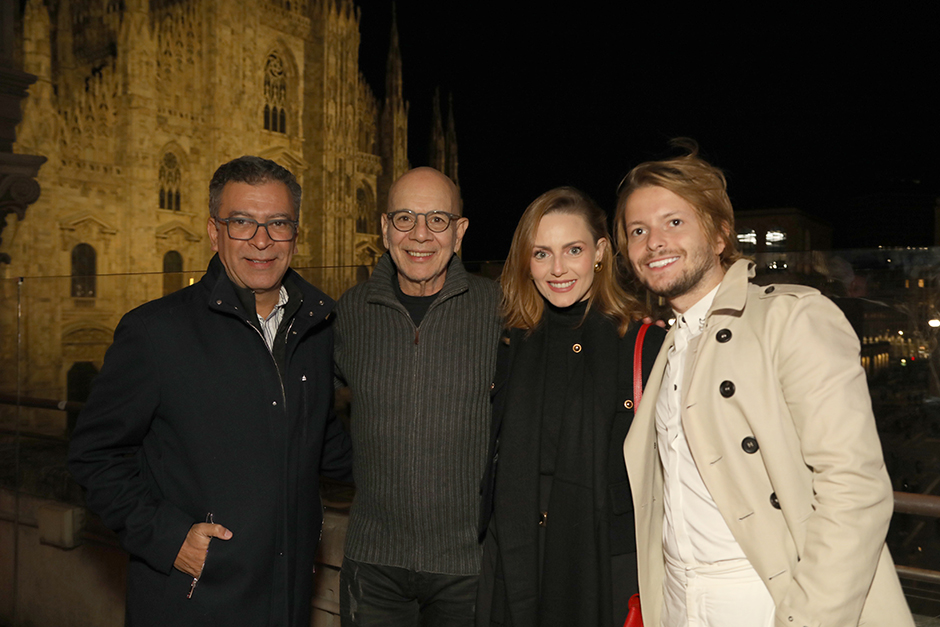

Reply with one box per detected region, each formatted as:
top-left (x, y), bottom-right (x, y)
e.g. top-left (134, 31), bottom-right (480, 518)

top-left (387, 210), bottom-right (460, 233)
top-left (215, 216), bottom-right (298, 241)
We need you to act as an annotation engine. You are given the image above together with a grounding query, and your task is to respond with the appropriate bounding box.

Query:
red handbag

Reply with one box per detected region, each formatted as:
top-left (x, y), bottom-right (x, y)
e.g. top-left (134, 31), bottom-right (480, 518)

top-left (623, 324), bottom-right (650, 627)
top-left (623, 593), bottom-right (643, 627)
top-left (633, 323), bottom-right (650, 413)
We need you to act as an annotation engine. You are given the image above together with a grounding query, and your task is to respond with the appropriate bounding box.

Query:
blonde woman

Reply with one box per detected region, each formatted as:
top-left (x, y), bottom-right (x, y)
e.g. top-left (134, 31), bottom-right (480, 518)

top-left (477, 187), bottom-right (664, 626)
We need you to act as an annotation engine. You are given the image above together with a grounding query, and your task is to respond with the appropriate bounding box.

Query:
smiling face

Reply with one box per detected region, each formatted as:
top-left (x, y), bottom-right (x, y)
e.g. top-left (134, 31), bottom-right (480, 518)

top-left (207, 180), bottom-right (297, 316)
top-left (382, 168), bottom-right (468, 296)
top-left (530, 212), bottom-right (607, 308)
top-left (622, 185), bottom-right (726, 313)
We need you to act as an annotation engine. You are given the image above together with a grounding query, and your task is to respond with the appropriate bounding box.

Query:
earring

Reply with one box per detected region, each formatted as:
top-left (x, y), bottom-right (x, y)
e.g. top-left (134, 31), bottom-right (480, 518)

top-left (594, 261), bottom-right (603, 273)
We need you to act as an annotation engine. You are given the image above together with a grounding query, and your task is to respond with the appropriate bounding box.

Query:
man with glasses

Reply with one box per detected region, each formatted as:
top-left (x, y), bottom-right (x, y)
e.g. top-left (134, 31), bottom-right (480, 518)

top-left (334, 167), bottom-right (501, 625)
top-left (68, 156), bottom-right (352, 627)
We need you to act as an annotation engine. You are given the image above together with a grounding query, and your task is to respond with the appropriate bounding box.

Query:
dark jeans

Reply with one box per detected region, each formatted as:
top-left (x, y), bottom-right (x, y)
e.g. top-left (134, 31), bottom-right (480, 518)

top-left (340, 557), bottom-right (478, 627)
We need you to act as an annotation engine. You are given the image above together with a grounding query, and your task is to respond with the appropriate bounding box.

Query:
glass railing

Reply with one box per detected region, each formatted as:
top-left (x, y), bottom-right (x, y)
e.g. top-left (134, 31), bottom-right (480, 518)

top-left (2, 251), bottom-right (940, 622)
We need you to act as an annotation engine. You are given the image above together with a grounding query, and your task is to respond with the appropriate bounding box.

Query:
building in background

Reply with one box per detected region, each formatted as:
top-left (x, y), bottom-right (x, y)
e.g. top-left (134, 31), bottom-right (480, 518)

top-left (734, 207), bottom-right (833, 274)
top-left (1, 0), bottom-right (458, 432)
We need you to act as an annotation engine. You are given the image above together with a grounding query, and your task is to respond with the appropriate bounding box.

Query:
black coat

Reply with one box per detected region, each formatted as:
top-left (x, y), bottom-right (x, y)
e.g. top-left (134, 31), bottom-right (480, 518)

top-left (478, 310), bottom-right (665, 627)
top-left (68, 255), bottom-right (353, 627)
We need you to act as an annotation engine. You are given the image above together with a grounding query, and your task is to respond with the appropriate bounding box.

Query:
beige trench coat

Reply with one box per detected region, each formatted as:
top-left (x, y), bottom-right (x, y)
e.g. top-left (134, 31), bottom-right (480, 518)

top-left (624, 259), bottom-right (913, 627)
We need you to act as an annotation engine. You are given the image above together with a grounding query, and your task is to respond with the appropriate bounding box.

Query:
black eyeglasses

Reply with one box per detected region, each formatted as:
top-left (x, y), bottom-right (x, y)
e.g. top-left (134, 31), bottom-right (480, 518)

top-left (215, 217), bottom-right (298, 241)
top-left (387, 210), bottom-right (460, 233)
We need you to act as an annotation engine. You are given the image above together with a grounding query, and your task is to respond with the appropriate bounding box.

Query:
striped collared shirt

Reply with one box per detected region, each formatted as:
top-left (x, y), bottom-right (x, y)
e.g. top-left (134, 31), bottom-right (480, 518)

top-left (257, 285), bottom-right (289, 352)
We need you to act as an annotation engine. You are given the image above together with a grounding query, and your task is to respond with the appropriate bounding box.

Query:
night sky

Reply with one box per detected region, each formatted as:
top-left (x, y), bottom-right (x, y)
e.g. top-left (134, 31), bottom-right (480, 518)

top-left (356, 3), bottom-right (939, 262)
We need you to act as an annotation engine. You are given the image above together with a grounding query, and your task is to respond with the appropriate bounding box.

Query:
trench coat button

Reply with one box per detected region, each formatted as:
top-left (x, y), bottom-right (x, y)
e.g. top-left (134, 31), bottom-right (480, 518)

top-left (624, 399), bottom-right (633, 409)
top-left (764, 286), bottom-right (775, 294)
top-left (716, 328), bottom-right (732, 343)
top-left (572, 343), bottom-right (582, 353)
top-left (720, 380), bottom-right (736, 397)
top-left (538, 511), bottom-right (548, 527)
top-left (319, 300), bottom-right (324, 306)
top-left (272, 400), bottom-right (278, 406)
top-left (309, 311), bottom-right (314, 316)
top-left (216, 299), bottom-right (223, 305)
top-left (490, 382), bottom-right (495, 390)
top-left (770, 492), bottom-right (780, 509)
top-left (742, 436), bottom-right (759, 453)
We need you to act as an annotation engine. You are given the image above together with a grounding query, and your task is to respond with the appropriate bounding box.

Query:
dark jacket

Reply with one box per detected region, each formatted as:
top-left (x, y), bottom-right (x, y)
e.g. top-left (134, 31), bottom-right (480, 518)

top-left (334, 252), bottom-right (501, 574)
top-left (478, 310), bottom-right (665, 627)
top-left (68, 254), bottom-right (352, 627)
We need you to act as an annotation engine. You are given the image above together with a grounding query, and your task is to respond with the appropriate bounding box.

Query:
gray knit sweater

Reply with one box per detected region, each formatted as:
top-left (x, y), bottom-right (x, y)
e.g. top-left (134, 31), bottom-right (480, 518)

top-left (334, 253), bottom-right (502, 575)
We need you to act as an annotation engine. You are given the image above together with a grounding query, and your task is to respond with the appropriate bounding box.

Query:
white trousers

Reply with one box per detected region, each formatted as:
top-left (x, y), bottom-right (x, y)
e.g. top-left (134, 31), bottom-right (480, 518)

top-left (662, 555), bottom-right (775, 627)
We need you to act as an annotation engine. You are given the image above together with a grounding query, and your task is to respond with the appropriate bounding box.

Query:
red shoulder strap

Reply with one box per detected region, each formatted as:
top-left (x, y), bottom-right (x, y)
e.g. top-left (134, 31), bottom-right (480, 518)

top-left (632, 323), bottom-right (651, 415)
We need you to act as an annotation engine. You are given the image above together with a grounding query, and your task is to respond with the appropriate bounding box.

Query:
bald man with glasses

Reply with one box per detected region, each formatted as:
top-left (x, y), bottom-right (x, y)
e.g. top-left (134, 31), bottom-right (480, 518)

top-left (334, 167), bottom-right (501, 626)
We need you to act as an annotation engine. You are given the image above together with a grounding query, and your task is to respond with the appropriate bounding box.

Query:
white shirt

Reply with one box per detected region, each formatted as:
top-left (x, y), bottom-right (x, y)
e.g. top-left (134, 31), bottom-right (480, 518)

top-left (257, 285), bottom-right (289, 352)
top-left (656, 284), bottom-right (749, 565)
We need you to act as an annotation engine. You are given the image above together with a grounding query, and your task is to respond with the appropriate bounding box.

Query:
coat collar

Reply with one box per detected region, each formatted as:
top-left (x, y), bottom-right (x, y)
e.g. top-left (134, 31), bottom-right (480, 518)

top-left (365, 251), bottom-right (469, 311)
top-left (202, 254), bottom-right (335, 328)
top-left (709, 258), bottom-right (755, 316)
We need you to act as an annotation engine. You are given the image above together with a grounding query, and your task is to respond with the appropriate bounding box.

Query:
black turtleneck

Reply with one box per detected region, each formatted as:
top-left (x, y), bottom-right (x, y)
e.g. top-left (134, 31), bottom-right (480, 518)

top-left (391, 272), bottom-right (437, 327)
top-left (540, 299), bottom-right (588, 476)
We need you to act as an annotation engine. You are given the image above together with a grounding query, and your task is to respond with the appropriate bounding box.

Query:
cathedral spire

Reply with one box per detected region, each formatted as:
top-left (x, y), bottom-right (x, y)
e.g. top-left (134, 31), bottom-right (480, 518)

top-left (429, 87), bottom-right (445, 172)
top-left (445, 92), bottom-right (459, 186)
top-left (385, 4), bottom-right (403, 104)
top-left (378, 3), bottom-right (409, 218)
top-left (21, 0), bottom-right (51, 79)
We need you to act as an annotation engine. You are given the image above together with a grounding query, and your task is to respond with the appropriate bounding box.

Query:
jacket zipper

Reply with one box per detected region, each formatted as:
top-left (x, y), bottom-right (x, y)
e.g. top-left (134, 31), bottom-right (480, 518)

top-left (245, 320), bottom-right (288, 406)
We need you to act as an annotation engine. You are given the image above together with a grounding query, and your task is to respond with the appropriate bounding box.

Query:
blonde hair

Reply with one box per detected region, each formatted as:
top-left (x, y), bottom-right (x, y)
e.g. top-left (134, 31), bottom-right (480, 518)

top-left (501, 186), bottom-right (645, 336)
top-left (615, 138), bottom-right (743, 272)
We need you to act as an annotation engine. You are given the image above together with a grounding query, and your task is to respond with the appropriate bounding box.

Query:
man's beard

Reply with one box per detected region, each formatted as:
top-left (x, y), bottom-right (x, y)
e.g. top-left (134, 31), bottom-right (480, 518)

top-left (636, 247), bottom-right (717, 301)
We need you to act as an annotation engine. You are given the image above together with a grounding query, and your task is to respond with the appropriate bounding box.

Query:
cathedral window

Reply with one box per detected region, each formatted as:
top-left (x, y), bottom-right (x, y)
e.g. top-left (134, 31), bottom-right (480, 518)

top-left (71, 243), bottom-right (97, 298)
top-left (264, 53), bottom-right (288, 134)
top-left (356, 185), bottom-right (377, 234)
top-left (67, 362), bottom-right (99, 432)
top-left (163, 250), bottom-right (184, 295)
top-left (160, 152), bottom-right (182, 211)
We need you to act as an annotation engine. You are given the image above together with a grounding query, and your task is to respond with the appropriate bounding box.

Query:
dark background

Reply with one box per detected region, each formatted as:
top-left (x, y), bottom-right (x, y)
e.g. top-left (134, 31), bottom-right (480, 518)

top-left (356, 3), bottom-right (939, 261)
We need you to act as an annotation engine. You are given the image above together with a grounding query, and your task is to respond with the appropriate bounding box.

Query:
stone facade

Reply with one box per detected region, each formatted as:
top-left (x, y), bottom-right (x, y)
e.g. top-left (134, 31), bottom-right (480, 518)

top-left (1, 0), bottom-right (416, 430)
